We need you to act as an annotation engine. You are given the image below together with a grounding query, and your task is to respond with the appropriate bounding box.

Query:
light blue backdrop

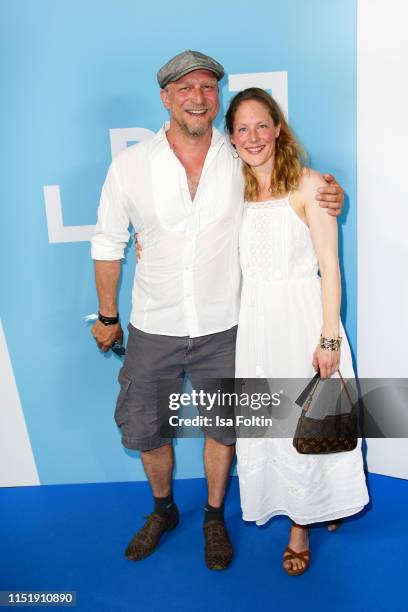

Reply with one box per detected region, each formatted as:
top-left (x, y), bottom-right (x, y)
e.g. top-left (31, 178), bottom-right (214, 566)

top-left (0, 0), bottom-right (357, 484)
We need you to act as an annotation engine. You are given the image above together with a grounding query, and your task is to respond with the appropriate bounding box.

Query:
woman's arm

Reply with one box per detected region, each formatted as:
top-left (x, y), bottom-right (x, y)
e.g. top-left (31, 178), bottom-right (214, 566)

top-left (299, 169), bottom-right (342, 378)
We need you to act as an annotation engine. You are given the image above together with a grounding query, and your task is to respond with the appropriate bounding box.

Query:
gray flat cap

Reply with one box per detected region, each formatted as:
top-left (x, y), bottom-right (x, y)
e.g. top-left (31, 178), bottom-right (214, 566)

top-left (157, 50), bottom-right (224, 88)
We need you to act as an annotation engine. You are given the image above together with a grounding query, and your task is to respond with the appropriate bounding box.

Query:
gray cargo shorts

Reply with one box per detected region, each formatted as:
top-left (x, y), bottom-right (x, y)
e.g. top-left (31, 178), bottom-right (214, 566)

top-left (114, 323), bottom-right (238, 451)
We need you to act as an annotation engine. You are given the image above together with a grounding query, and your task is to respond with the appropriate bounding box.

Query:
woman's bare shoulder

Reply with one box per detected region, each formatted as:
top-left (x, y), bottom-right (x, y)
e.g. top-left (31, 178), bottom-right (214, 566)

top-left (300, 168), bottom-right (326, 187)
top-left (299, 167), bottom-right (327, 192)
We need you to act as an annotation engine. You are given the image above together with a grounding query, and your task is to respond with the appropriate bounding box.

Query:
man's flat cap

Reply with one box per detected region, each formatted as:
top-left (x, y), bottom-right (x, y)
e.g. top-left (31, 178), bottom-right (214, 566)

top-left (157, 50), bottom-right (224, 88)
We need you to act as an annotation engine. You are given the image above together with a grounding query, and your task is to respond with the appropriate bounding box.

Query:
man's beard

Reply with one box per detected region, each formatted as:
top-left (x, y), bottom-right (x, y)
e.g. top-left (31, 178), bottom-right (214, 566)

top-left (176, 113), bottom-right (213, 137)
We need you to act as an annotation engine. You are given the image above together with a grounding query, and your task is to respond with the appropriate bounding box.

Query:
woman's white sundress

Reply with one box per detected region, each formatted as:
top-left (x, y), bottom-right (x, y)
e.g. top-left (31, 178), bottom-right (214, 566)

top-left (235, 195), bottom-right (369, 525)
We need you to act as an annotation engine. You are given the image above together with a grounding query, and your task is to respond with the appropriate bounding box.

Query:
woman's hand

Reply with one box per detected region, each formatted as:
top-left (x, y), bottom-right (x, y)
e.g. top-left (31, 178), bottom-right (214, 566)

top-left (312, 345), bottom-right (340, 379)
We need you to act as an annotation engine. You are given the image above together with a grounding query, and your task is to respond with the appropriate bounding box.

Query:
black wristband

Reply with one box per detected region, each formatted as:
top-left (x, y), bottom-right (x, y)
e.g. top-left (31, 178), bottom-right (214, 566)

top-left (98, 312), bottom-right (119, 326)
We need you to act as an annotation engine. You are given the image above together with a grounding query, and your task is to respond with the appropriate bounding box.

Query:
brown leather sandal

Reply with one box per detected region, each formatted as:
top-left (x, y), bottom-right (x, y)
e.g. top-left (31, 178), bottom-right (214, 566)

top-left (283, 523), bottom-right (310, 576)
top-left (327, 519), bottom-right (342, 532)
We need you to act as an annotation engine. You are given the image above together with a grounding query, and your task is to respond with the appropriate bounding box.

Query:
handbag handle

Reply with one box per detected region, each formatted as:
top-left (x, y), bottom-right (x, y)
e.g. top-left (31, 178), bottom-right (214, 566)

top-left (337, 369), bottom-right (355, 410)
top-left (301, 375), bottom-right (321, 414)
top-left (302, 369), bottom-right (354, 415)
top-left (295, 372), bottom-right (320, 408)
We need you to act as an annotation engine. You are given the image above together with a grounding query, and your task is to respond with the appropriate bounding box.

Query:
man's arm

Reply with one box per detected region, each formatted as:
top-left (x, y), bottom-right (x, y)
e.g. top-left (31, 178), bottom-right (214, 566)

top-left (91, 161), bottom-right (130, 352)
top-left (315, 173), bottom-right (345, 217)
top-left (91, 260), bottom-right (123, 352)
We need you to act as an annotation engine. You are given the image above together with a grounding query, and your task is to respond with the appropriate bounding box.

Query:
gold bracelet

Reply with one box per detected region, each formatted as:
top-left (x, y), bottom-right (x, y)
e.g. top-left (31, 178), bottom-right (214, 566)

top-left (320, 335), bottom-right (342, 351)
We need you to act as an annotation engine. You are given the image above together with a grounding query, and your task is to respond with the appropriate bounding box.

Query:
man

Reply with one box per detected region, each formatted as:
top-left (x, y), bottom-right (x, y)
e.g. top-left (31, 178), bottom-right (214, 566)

top-left (91, 50), bottom-right (344, 570)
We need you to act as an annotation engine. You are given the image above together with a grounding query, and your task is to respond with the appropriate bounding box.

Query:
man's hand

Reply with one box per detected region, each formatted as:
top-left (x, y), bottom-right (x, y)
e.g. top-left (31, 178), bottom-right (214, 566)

top-left (93, 260), bottom-right (122, 352)
top-left (316, 174), bottom-right (345, 217)
top-left (135, 232), bottom-right (142, 262)
top-left (92, 320), bottom-right (123, 353)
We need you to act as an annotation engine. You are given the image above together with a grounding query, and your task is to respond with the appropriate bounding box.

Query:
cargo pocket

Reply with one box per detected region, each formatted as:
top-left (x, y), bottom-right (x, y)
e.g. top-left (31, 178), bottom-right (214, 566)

top-left (115, 373), bottom-right (132, 428)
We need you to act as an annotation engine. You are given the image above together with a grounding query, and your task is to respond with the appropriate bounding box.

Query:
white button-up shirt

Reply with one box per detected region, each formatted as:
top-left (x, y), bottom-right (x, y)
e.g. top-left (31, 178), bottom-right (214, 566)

top-left (91, 124), bottom-right (244, 337)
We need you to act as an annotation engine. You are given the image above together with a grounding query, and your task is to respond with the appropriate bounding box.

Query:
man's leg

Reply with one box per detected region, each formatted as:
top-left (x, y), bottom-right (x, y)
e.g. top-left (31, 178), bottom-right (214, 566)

top-left (188, 325), bottom-right (238, 570)
top-left (202, 436), bottom-right (235, 571)
top-left (124, 443), bottom-right (179, 562)
top-left (204, 436), bottom-right (234, 507)
top-left (115, 325), bottom-right (185, 561)
top-left (141, 443), bottom-right (174, 498)
top-left (124, 442), bottom-right (179, 562)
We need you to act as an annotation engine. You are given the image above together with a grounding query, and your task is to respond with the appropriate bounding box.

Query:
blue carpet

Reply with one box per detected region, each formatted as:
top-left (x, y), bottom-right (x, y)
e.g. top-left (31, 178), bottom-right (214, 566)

top-left (0, 473), bottom-right (405, 611)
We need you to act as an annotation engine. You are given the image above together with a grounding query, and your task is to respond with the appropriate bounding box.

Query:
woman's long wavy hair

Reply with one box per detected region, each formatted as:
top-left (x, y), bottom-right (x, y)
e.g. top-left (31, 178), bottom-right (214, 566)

top-left (225, 87), bottom-right (307, 201)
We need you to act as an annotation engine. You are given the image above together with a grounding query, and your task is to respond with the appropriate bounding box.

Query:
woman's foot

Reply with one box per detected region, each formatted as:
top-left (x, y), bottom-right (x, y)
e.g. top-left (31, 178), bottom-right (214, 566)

top-left (282, 523), bottom-right (310, 576)
top-left (327, 519), bottom-right (342, 532)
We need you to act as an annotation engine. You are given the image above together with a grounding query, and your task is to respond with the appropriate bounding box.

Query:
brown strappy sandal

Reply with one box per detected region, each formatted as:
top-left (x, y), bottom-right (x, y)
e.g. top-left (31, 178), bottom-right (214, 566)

top-left (282, 523), bottom-right (310, 576)
top-left (327, 519), bottom-right (342, 532)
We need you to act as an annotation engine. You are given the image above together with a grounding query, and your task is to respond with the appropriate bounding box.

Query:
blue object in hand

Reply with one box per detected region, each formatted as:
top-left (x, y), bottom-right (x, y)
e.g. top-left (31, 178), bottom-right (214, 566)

top-left (111, 341), bottom-right (126, 357)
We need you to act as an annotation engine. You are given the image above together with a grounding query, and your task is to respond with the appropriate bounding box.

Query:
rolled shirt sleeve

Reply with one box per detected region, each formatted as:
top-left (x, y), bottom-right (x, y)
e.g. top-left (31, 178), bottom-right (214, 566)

top-left (91, 162), bottom-right (130, 261)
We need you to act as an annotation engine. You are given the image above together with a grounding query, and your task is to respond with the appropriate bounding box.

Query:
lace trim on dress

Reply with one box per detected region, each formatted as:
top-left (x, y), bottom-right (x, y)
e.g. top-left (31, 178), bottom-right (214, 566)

top-left (245, 196), bottom-right (290, 210)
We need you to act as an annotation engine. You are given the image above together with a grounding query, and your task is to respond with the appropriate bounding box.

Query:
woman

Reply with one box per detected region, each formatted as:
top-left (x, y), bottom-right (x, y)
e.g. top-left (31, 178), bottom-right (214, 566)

top-left (225, 88), bottom-right (369, 575)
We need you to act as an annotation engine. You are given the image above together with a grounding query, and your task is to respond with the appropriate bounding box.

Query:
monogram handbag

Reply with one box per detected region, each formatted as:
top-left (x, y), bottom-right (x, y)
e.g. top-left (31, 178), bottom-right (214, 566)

top-left (292, 370), bottom-right (358, 454)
